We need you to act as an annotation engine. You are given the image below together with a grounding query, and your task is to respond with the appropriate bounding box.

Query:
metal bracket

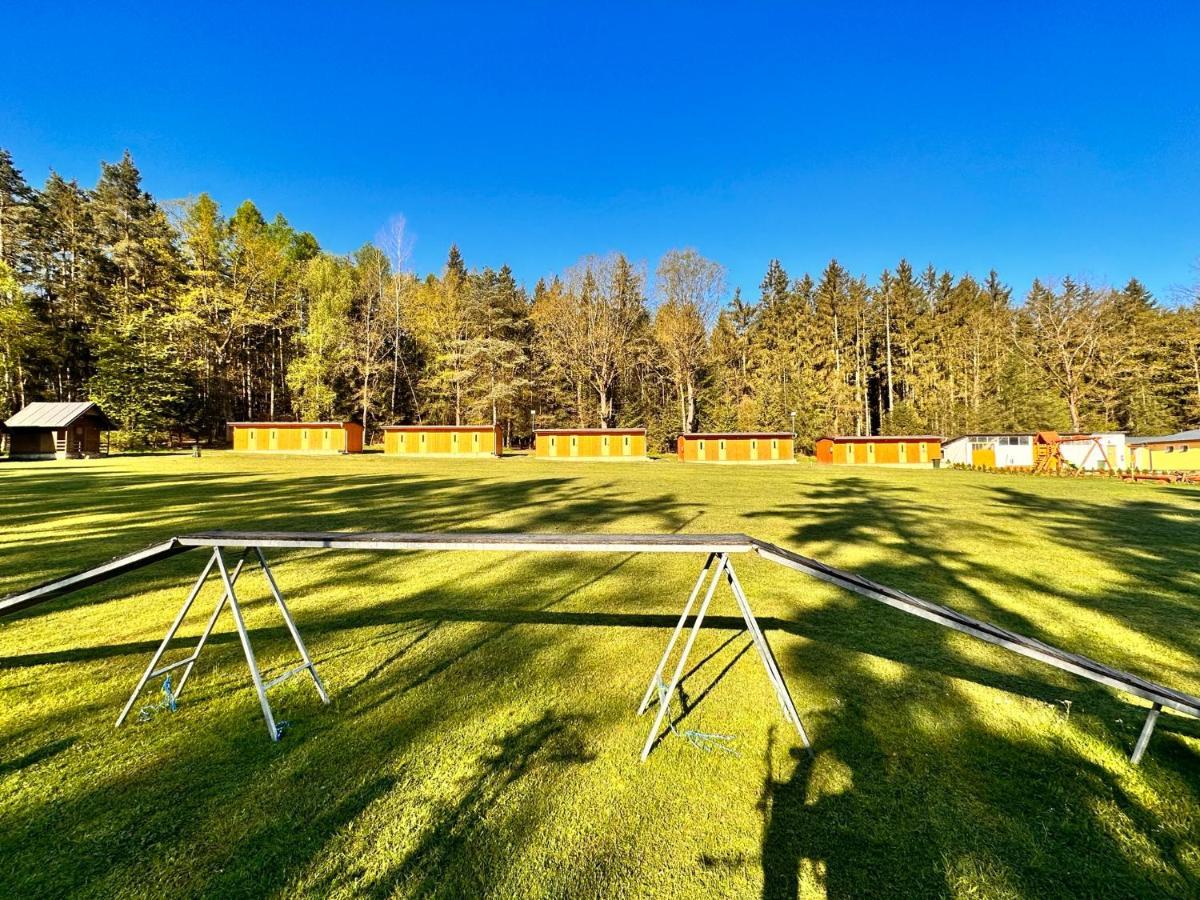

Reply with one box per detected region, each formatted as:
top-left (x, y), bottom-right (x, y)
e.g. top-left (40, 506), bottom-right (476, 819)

top-left (117, 546), bottom-right (329, 741)
top-left (638, 553), bottom-right (812, 761)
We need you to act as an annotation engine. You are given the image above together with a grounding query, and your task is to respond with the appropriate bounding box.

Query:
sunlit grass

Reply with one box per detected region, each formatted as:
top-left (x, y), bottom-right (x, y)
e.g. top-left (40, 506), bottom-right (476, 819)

top-left (0, 452), bottom-right (1197, 897)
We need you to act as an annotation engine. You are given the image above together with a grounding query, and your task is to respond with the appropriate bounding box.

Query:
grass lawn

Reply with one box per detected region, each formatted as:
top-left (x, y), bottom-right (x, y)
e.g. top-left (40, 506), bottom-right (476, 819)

top-left (1, 452), bottom-right (1198, 898)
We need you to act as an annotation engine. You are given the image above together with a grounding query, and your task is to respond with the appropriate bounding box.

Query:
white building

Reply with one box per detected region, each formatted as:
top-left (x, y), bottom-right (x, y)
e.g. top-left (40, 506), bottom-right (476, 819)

top-left (1058, 431), bottom-right (1127, 470)
top-left (942, 434), bottom-right (1034, 468)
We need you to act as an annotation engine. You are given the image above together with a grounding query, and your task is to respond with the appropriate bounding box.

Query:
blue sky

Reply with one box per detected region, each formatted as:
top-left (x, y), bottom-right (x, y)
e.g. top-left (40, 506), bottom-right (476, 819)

top-left (3, 2), bottom-right (1198, 304)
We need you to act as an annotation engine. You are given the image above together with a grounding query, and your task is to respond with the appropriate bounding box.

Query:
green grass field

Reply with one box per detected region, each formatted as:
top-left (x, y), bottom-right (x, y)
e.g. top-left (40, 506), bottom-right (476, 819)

top-left (1, 453), bottom-right (1198, 898)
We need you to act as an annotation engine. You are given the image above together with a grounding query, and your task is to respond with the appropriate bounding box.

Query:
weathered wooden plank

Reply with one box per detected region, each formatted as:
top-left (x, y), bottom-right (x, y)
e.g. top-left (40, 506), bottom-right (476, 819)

top-left (751, 538), bottom-right (1200, 719)
top-left (0, 539), bottom-right (190, 618)
top-left (176, 531), bottom-right (756, 554)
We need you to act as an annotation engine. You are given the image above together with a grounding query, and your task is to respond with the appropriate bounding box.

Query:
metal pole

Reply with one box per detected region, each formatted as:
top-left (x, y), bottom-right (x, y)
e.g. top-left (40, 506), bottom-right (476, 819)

top-left (638, 553), bottom-right (715, 715)
top-left (725, 559), bottom-right (812, 753)
top-left (640, 554), bottom-right (728, 761)
top-left (173, 553), bottom-right (249, 699)
top-left (215, 546), bottom-right (280, 741)
top-left (1130, 702), bottom-right (1162, 765)
top-left (116, 550), bottom-right (218, 727)
top-left (255, 547), bottom-right (330, 704)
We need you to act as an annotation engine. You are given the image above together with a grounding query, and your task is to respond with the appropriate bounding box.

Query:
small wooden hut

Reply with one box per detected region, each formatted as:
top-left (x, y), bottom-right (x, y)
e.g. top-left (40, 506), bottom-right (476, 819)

top-left (382, 425), bottom-right (502, 458)
top-left (4, 401), bottom-right (115, 460)
top-left (534, 428), bottom-right (647, 460)
top-left (677, 432), bottom-right (794, 463)
top-left (815, 435), bottom-right (943, 466)
top-left (227, 421), bottom-right (364, 454)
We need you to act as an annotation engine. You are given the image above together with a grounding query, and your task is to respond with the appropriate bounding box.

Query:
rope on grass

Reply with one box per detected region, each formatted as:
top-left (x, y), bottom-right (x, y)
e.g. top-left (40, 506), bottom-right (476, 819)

top-left (655, 678), bottom-right (739, 757)
top-left (137, 675), bottom-right (178, 722)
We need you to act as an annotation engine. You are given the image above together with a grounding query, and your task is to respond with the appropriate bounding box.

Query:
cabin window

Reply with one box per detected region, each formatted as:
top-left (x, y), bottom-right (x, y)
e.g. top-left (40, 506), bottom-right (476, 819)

top-left (1181, 445), bottom-right (1190, 452)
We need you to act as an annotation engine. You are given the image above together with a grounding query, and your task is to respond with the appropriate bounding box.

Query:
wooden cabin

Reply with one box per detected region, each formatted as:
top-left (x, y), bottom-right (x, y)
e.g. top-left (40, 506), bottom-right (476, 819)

top-left (815, 435), bottom-right (943, 466)
top-left (4, 401), bottom-right (115, 460)
top-left (677, 432), bottom-right (794, 463)
top-left (382, 424), bottom-right (502, 458)
top-left (534, 428), bottom-right (647, 460)
top-left (1128, 430), bottom-right (1200, 472)
top-left (227, 421), bottom-right (363, 454)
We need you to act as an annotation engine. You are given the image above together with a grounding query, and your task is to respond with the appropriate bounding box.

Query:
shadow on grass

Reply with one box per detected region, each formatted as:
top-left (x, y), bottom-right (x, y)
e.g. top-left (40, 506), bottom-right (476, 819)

top-left (738, 474), bottom-right (1200, 896)
top-left (2, 466), bottom-right (1199, 895)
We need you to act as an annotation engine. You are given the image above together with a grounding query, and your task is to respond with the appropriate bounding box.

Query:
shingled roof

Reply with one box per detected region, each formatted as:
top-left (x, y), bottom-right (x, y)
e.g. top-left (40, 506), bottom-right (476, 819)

top-left (4, 402), bottom-right (116, 430)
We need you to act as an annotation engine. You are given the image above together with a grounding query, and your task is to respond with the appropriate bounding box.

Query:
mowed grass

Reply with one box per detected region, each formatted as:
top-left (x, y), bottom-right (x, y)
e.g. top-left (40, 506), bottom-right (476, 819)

top-left (0, 452), bottom-right (1198, 899)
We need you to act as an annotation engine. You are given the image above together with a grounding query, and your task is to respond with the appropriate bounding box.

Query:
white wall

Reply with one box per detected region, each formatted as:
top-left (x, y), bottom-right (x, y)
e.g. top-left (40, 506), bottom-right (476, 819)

top-left (942, 435), bottom-right (1033, 467)
top-left (1060, 433), bottom-right (1126, 470)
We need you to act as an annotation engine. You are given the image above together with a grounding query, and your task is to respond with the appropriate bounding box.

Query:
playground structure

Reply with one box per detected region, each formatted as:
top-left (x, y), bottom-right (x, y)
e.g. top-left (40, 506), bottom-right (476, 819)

top-left (2, 530), bottom-right (1194, 766)
top-left (1032, 431), bottom-right (1118, 475)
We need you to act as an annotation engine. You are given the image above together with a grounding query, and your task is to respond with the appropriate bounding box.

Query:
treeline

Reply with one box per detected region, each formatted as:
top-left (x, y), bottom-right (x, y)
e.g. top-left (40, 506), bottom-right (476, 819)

top-left (1, 149), bottom-right (1198, 450)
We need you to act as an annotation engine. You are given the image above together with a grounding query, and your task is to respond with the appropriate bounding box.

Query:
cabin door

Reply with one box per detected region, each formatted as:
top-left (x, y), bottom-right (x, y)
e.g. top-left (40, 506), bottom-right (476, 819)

top-left (570, 435), bottom-right (579, 457)
top-left (919, 442), bottom-right (928, 463)
top-left (248, 429), bottom-right (258, 451)
top-left (867, 443), bottom-right (876, 464)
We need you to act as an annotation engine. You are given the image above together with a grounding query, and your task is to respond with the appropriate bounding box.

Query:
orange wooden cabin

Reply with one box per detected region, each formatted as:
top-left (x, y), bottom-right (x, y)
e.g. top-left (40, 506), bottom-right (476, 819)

top-left (534, 428), bottom-right (647, 460)
top-left (677, 432), bottom-right (794, 463)
top-left (228, 421), bottom-right (364, 454)
top-left (382, 424), bottom-right (502, 458)
top-left (815, 435), bottom-right (942, 466)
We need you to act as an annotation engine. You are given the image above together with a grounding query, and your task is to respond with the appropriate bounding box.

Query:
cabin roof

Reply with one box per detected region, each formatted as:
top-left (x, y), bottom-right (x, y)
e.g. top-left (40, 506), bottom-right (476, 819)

top-left (681, 432), bottom-right (793, 440)
top-left (4, 401), bottom-right (115, 430)
top-left (534, 428), bottom-right (646, 435)
top-left (817, 434), bottom-right (942, 443)
top-left (226, 421), bottom-right (358, 428)
top-left (1129, 429), bottom-right (1200, 446)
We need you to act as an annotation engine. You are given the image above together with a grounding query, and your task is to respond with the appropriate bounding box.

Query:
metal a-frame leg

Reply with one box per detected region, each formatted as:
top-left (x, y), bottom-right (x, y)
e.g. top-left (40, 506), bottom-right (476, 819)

top-left (637, 552), bottom-right (716, 716)
top-left (1130, 702), bottom-right (1161, 765)
top-left (253, 547), bottom-right (329, 705)
top-left (214, 547), bottom-right (280, 741)
top-left (640, 554), bottom-right (728, 761)
top-left (639, 553), bottom-right (812, 761)
top-left (118, 545), bottom-right (327, 742)
top-left (724, 560), bottom-right (812, 755)
top-left (116, 549), bottom-right (247, 727)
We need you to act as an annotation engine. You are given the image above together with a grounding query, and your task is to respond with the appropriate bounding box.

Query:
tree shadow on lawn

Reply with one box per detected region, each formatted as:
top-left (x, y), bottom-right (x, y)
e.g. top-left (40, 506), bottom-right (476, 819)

top-left (2, 548), bottom-right (1198, 896)
top-left (733, 475), bottom-right (1200, 896)
top-left (0, 466), bottom-right (695, 623)
top-left (0, 565), bottom-right (605, 895)
top-left (746, 474), bottom-right (1200, 689)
